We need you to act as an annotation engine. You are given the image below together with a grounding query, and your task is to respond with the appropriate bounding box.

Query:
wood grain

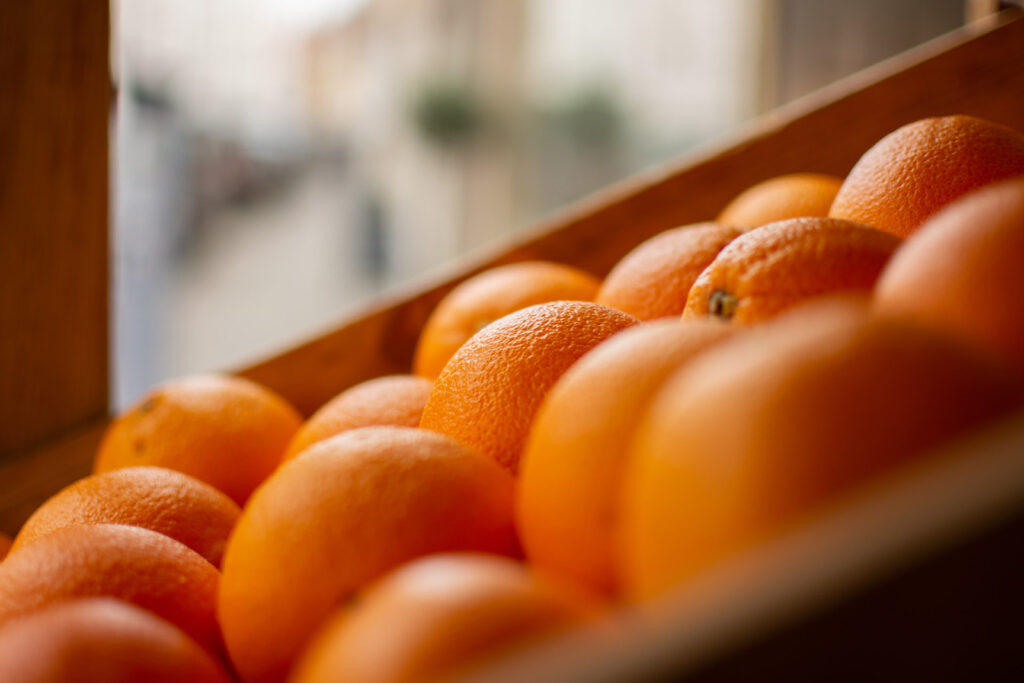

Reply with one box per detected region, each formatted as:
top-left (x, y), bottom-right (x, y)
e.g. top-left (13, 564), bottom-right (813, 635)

top-left (243, 13), bottom-right (1024, 416)
top-left (0, 419), bottom-right (104, 537)
top-left (0, 2), bottom-right (110, 456)
top-left (966, 0), bottom-right (1002, 23)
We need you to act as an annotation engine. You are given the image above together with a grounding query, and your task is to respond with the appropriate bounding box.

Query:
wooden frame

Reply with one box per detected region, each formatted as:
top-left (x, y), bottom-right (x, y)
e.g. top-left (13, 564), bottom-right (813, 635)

top-left (1, 5), bottom-right (1023, 679)
top-left (0, 2), bottom-right (110, 458)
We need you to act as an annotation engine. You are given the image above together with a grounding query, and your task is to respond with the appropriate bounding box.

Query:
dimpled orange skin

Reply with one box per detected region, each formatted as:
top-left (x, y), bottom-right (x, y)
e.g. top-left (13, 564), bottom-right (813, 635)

top-left (94, 374), bottom-right (302, 505)
top-left (829, 115), bottom-right (1024, 238)
top-left (0, 524), bottom-right (223, 658)
top-left (875, 177), bottom-right (1024, 380)
top-left (0, 599), bottom-right (231, 683)
top-left (283, 375), bottom-right (434, 461)
top-left (623, 300), bottom-right (1023, 601)
top-left (291, 553), bottom-right (585, 683)
top-left (595, 223), bottom-right (742, 320)
top-left (419, 301), bottom-right (638, 475)
top-left (414, 262), bottom-right (601, 379)
top-left (717, 173), bottom-right (844, 230)
top-left (517, 319), bottom-right (737, 597)
top-left (683, 217), bottom-right (901, 324)
top-left (218, 427), bottom-right (518, 683)
top-left (11, 467), bottom-right (240, 568)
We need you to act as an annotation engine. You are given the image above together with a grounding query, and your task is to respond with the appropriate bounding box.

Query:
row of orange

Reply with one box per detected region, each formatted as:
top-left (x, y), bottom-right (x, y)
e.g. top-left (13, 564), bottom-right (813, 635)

top-left (1, 115), bottom-right (1023, 682)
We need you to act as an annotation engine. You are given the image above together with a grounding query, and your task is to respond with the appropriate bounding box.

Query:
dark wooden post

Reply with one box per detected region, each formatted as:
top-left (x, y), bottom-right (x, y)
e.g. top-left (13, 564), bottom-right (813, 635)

top-left (0, 2), bottom-right (110, 457)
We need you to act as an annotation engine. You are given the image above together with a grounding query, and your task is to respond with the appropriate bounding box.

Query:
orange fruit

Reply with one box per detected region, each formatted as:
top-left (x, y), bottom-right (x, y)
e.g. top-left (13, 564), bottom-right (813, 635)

top-left (283, 375), bottom-right (433, 461)
top-left (518, 319), bottom-right (737, 596)
top-left (622, 300), bottom-right (1023, 601)
top-left (414, 261), bottom-right (601, 379)
top-left (420, 301), bottom-right (637, 474)
top-left (94, 374), bottom-right (302, 505)
top-left (0, 532), bottom-right (11, 561)
top-left (683, 217), bottom-right (901, 324)
top-left (11, 467), bottom-right (240, 568)
top-left (594, 223), bottom-right (742, 320)
top-left (219, 426), bottom-right (517, 683)
top-left (0, 524), bottom-right (223, 657)
top-left (0, 598), bottom-right (230, 683)
top-left (717, 173), bottom-right (843, 230)
top-left (292, 553), bottom-right (584, 683)
top-left (875, 177), bottom-right (1024, 380)
top-left (830, 115), bottom-right (1024, 238)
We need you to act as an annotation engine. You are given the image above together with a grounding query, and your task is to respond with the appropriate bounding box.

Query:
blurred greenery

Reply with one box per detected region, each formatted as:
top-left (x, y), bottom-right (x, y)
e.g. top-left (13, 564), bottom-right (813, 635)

top-left (410, 78), bottom-right (486, 148)
top-left (543, 86), bottom-right (625, 149)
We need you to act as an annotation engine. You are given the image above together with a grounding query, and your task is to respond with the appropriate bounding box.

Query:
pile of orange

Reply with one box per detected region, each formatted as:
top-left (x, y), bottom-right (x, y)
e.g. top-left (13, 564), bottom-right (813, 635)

top-left (2, 114), bottom-right (1024, 682)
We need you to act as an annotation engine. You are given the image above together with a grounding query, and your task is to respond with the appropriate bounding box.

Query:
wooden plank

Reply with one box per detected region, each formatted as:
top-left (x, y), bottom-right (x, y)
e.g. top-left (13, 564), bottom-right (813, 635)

top-left (966, 0), bottom-right (1003, 23)
top-left (675, 512), bottom-right (1024, 681)
top-left (243, 13), bottom-right (1024, 416)
top-left (0, 419), bottom-right (105, 537)
top-left (0, 2), bottom-right (110, 456)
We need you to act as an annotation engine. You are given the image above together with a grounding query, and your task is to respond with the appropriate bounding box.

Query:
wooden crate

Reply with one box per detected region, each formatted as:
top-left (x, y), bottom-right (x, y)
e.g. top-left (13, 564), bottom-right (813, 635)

top-left (2, 6), bottom-right (1024, 680)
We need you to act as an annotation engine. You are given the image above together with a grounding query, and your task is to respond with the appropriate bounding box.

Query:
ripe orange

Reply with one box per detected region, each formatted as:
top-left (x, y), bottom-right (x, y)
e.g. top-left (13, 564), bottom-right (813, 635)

top-left (283, 375), bottom-right (433, 461)
top-left (414, 261), bottom-right (601, 379)
top-left (420, 301), bottom-right (637, 474)
top-left (11, 467), bottom-right (240, 568)
top-left (94, 374), bottom-right (302, 505)
top-left (0, 598), bottom-right (230, 683)
top-left (683, 217), bottom-right (901, 324)
top-left (594, 223), bottom-right (742, 320)
top-left (717, 173), bottom-right (843, 230)
top-left (875, 177), bottom-right (1024, 380)
top-left (622, 300), bottom-right (1023, 601)
top-left (518, 319), bottom-right (737, 596)
top-left (0, 524), bottom-right (223, 657)
top-left (292, 553), bottom-right (586, 683)
top-left (218, 426), bottom-right (517, 683)
top-left (0, 532), bottom-right (11, 561)
top-left (830, 115), bottom-right (1024, 238)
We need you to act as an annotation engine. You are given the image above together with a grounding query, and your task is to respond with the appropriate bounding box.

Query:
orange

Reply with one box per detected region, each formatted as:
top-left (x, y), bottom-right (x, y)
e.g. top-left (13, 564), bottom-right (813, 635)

top-left (283, 375), bottom-right (433, 461)
top-left (830, 115), bottom-right (1024, 238)
top-left (414, 261), bottom-right (601, 379)
top-left (683, 217), bottom-right (901, 324)
top-left (594, 223), bottom-right (742, 320)
top-left (875, 177), bottom-right (1024, 380)
top-left (219, 426), bottom-right (517, 683)
top-left (11, 467), bottom-right (240, 568)
top-left (0, 524), bottom-right (223, 657)
top-left (94, 374), bottom-right (302, 504)
top-left (0, 532), bottom-right (11, 561)
top-left (622, 299), bottom-right (1023, 601)
top-left (292, 553), bottom-right (585, 683)
top-left (0, 598), bottom-right (230, 683)
top-left (717, 173), bottom-right (843, 230)
top-left (518, 319), bottom-right (737, 596)
top-left (420, 301), bottom-right (637, 474)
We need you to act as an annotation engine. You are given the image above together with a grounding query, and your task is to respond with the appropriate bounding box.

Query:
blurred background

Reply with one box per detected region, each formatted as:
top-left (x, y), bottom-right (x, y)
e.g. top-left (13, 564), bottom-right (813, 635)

top-left (112, 0), bottom-right (968, 407)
